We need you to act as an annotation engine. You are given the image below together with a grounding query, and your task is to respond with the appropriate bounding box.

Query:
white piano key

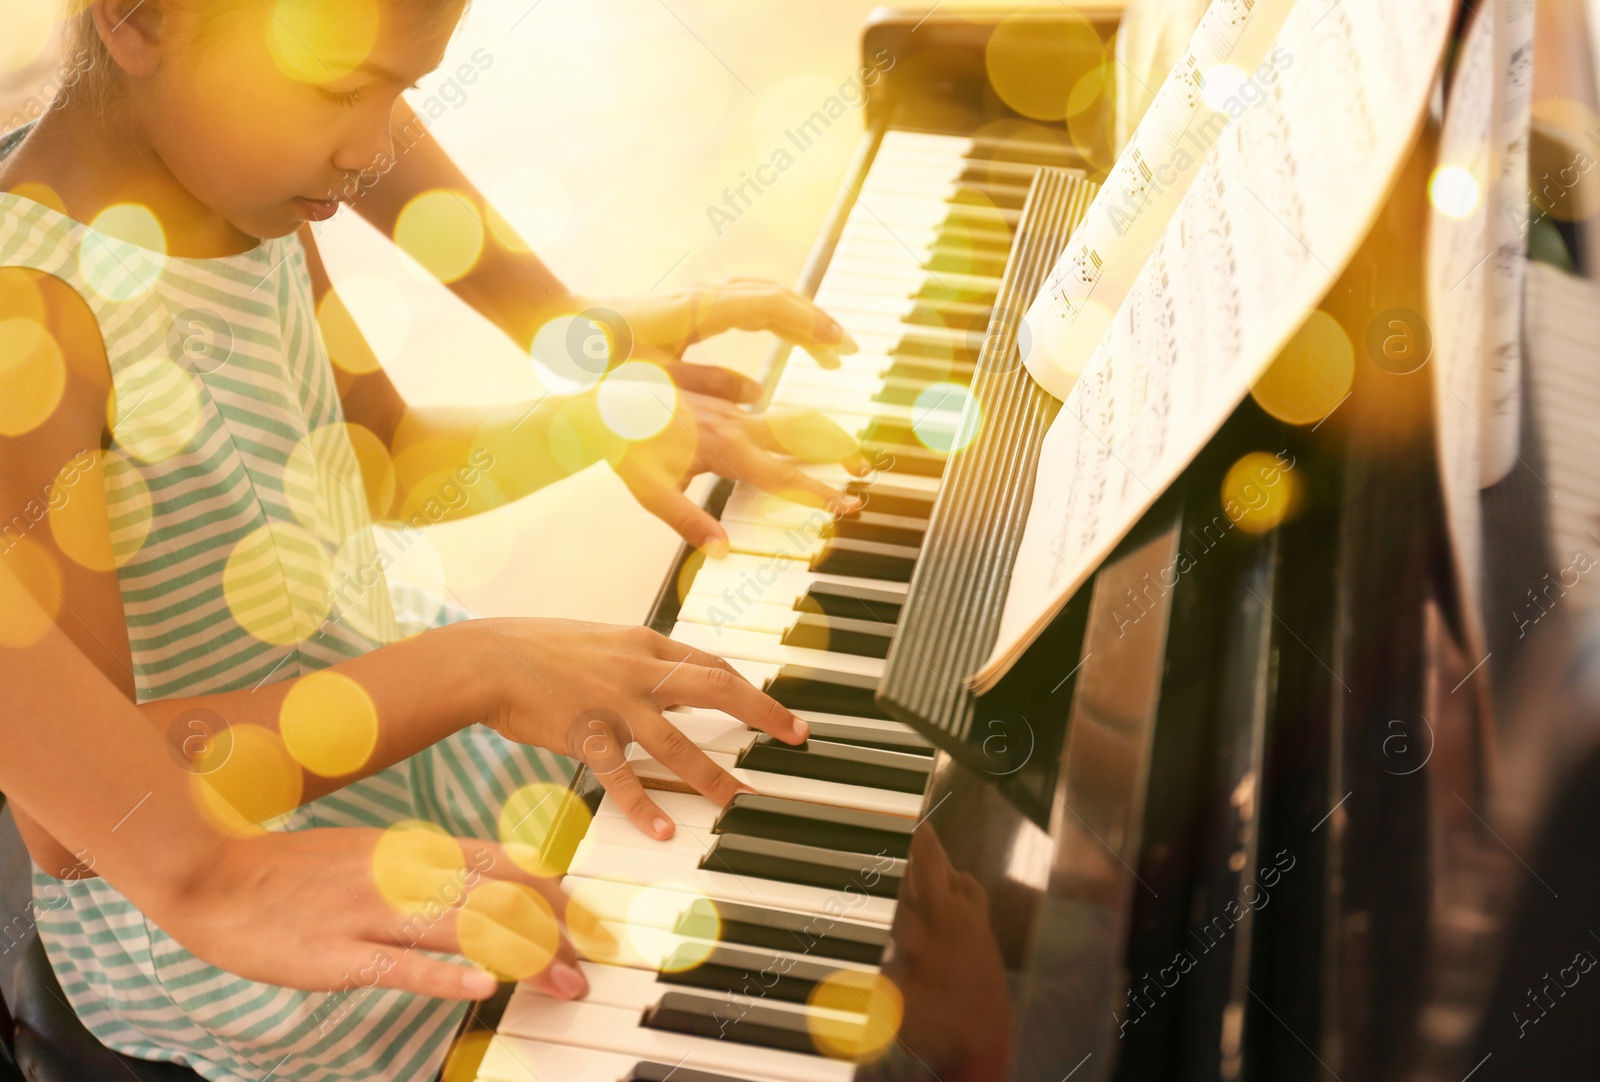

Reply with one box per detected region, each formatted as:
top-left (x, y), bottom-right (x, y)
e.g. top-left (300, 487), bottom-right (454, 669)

top-left (721, 521), bottom-right (824, 561)
top-left (626, 753), bottom-right (924, 820)
top-left (722, 493), bottom-right (842, 529)
top-left (671, 623), bottom-right (886, 680)
top-left (597, 787), bottom-right (722, 830)
top-left (689, 553), bottom-right (908, 599)
top-left (678, 594), bottom-right (796, 635)
top-left (665, 707), bottom-right (928, 751)
top-left (517, 963), bottom-right (867, 1026)
top-left (568, 839), bottom-right (898, 926)
top-left (473, 1034), bottom-right (656, 1082)
top-left (494, 998), bottom-right (852, 1082)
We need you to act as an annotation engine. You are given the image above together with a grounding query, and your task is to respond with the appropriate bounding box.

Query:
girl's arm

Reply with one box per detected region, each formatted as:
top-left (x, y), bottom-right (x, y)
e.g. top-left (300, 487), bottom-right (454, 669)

top-left (1, 563), bottom-right (589, 1002)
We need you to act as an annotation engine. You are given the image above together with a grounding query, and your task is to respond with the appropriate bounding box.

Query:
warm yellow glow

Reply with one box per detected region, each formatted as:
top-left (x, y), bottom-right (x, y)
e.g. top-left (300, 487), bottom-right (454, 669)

top-left (109, 356), bottom-right (205, 464)
top-left (807, 970), bottom-right (904, 1061)
top-left (598, 361), bottom-right (676, 441)
top-left (1429, 165), bottom-right (1481, 219)
top-left (767, 407), bottom-right (859, 463)
top-left (0, 539), bottom-right (63, 648)
top-left (372, 819), bottom-right (467, 914)
top-left (265, 0), bottom-right (380, 83)
top-left (0, 1), bottom-right (56, 74)
top-left (344, 422), bottom-right (397, 522)
top-left (1250, 309), bottom-right (1354, 425)
top-left (484, 168), bottom-right (572, 253)
top-left (530, 313), bottom-right (614, 393)
top-left (222, 521), bottom-right (333, 645)
top-left (49, 452), bottom-right (117, 572)
top-left (458, 881), bottom-right (560, 982)
top-left (913, 383), bottom-right (980, 454)
top-left (9, 182), bottom-right (68, 216)
top-left (394, 189), bottom-right (486, 285)
top-left (82, 204), bottom-right (166, 303)
top-left (497, 782), bottom-right (591, 879)
top-left (279, 670), bottom-right (379, 777)
top-left (986, 16), bottom-right (1107, 121)
top-left (327, 527), bottom-right (404, 643)
top-left (1221, 451), bottom-right (1298, 535)
top-left (102, 451), bottom-right (155, 568)
top-left (0, 318), bottom-right (66, 436)
top-left (191, 724), bottom-right (303, 834)
top-left (284, 425), bottom-right (357, 543)
top-left (0, 267), bottom-right (46, 325)
top-left (625, 882), bottom-right (717, 973)
top-left (439, 1032), bottom-right (494, 1082)
top-left (320, 275), bottom-right (408, 373)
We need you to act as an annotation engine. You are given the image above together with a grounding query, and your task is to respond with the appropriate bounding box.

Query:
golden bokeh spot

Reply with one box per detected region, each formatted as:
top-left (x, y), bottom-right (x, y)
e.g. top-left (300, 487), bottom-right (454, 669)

top-left (562, 891), bottom-right (624, 965)
top-left (676, 548), bottom-right (709, 604)
top-left (49, 452), bottom-right (117, 572)
top-left (222, 521), bottom-right (333, 645)
top-left (986, 16), bottom-right (1109, 121)
top-left (458, 881), bottom-right (560, 982)
top-left (319, 275), bottom-right (408, 373)
top-left (1221, 451), bottom-right (1298, 536)
top-left (82, 204), bottom-right (166, 304)
top-left (0, 538), bottom-right (63, 648)
top-left (497, 783), bottom-right (591, 879)
top-left (372, 819), bottom-right (467, 914)
top-left (344, 422), bottom-right (396, 522)
top-left (265, 0), bottom-right (380, 83)
top-left (317, 289), bottom-right (381, 376)
top-left (0, 267), bottom-right (47, 326)
top-left (530, 313), bottom-right (613, 394)
top-left (439, 1031), bottom-right (494, 1082)
top-left (627, 882), bottom-right (717, 973)
top-left (0, 318), bottom-right (66, 436)
top-left (1429, 164), bottom-right (1481, 219)
top-left (395, 189), bottom-right (485, 285)
top-left (1066, 61), bottom-right (1117, 172)
top-left (283, 425), bottom-right (359, 543)
top-left (767, 407), bottom-right (859, 463)
top-left (807, 970), bottom-right (904, 1061)
top-left (109, 356), bottom-right (205, 463)
top-left (8, 182), bottom-right (69, 216)
top-left (279, 670), bottom-right (379, 777)
top-left (392, 436), bottom-right (473, 503)
top-left (598, 362), bottom-right (676, 441)
top-left (191, 724), bottom-right (303, 835)
top-left (328, 527), bottom-right (406, 644)
top-left (1251, 309), bottom-right (1354, 425)
top-left (102, 451), bottom-right (155, 567)
top-left (90, 203), bottom-right (166, 251)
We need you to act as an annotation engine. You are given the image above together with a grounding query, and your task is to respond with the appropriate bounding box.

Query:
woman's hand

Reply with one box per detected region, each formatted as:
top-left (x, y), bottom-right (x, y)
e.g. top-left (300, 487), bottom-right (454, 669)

top-left (471, 619), bottom-right (810, 838)
top-left (156, 828), bottom-right (594, 1003)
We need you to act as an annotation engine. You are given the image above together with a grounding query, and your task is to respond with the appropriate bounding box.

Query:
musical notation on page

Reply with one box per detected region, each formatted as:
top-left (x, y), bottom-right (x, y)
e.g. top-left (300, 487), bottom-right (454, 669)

top-left (1019, 0), bottom-right (1298, 401)
top-left (973, 0), bottom-right (1455, 692)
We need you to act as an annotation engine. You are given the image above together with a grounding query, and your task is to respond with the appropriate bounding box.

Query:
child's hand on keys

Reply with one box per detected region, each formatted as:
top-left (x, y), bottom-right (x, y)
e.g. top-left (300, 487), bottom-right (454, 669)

top-left (162, 828), bottom-right (599, 1003)
top-left (473, 619), bottom-right (812, 838)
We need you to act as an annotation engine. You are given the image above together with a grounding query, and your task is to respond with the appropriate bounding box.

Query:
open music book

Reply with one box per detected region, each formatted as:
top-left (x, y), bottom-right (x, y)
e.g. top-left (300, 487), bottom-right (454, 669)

top-left (973, 0), bottom-right (1482, 692)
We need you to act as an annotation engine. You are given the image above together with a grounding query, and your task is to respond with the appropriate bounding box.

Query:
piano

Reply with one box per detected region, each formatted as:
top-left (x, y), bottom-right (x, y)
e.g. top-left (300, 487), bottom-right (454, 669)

top-left (451, 7), bottom-right (1492, 1082)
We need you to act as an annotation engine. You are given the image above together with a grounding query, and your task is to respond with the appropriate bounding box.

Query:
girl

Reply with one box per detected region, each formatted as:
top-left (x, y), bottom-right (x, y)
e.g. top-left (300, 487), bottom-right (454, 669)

top-left (0, 0), bottom-right (866, 1078)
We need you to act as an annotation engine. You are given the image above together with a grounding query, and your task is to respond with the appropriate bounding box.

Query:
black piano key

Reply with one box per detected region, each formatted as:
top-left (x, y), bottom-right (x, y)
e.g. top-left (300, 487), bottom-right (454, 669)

top-left (781, 613), bottom-right (894, 659)
top-left (891, 327), bottom-right (987, 361)
top-left (958, 159), bottom-right (1043, 187)
top-left (643, 991), bottom-right (833, 1056)
top-left (811, 538), bottom-right (919, 581)
top-left (844, 479), bottom-right (933, 519)
top-left (672, 896), bottom-right (888, 965)
top-left (701, 834), bottom-right (905, 897)
top-left (738, 735), bottom-right (932, 794)
top-left (903, 298), bottom-right (997, 327)
top-left (915, 276), bottom-right (999, 306)
top-left (950, 181), bottom-right (1032, 212)
top-left (860, 440), bottom-right (949, 479)
top-left (939, 203), bottom-right (1022, 231)
top-left (873, 377), bottom-right (941, 407)
top-left (657, 943), bottom-right (849, 1005)
top-left (714, 792), bottom-right (916, 857)
top-left (968, 135), bottom-right (1082, 168)
top-left (924, 246), bottom-right (1011, 277)
top-left (828, 510), bottom-right (926, 547)
top-left (794, 581), bottom-right (904, 624)
top-left (625, 1063), bottom-right (758, 1082)
top-left (765, 665), bottom-right (889, 720)
top-left (885, 357), bottom-right (977, 384)
top-left (800, 717), bottom-right (931, 754)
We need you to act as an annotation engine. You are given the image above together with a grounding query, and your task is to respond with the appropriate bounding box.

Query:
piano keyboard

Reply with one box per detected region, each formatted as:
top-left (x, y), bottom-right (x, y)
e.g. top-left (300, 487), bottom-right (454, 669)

top-left (473, 130), bottom-right (1083, 1082)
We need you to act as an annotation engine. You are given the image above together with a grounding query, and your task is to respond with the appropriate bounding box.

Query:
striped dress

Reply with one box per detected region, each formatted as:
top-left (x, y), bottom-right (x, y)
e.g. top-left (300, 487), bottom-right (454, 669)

top-left (0, 185), bottom-right (572, 1081)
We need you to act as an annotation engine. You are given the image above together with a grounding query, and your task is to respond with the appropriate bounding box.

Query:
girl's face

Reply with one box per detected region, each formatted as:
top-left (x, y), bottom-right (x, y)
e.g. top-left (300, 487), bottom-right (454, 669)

top-left (132, 1), bottom-right (467, 239)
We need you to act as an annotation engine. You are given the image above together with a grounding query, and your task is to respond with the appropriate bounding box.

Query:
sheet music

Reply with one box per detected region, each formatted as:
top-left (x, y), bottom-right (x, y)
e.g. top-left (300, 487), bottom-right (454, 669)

top-left (974, 0), bottom-right (1454, 691)
top-left (1429, 0), bottom-right (1498, 667)
top-left (1480, 0), bottom-right (1535, 486)
top-left (1021, 0), bottom-right (1299, 401)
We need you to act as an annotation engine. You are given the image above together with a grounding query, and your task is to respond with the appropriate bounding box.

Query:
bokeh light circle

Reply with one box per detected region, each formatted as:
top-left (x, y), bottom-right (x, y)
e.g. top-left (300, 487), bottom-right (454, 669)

top-left (1250, 309), bottom-right (1354, 425)
top-left (598, 362), bottom-right (676, 441)
top-left (1429, 165), bottom-right (1481, 219)
top-left (1221, 451), bottom-right (1297, 535)
top-left (0, 538), bottom-right (63, 648)
top-left (497, 782), bottom-right (591, 879)
top-left (0, 318), bottom-right (66, 436)
top-left (190, 723), bottom-right (303, 834)
top-left (110, 356), bottom-right (206, 464)
top-left (222, 521), bottom-right (333, 645)
top-left (279, 669), bottom-right (379, 777)
top-left (807, 970), bottom-right (904, 1061)
top-left (372, 819), bottom-right (468, 915)
top-left (458, 881), bottom-right (560, 982)
top-left (395, 189), bottom-right (486, 284)
top-left (912, 383), bottom-right (981, 453)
